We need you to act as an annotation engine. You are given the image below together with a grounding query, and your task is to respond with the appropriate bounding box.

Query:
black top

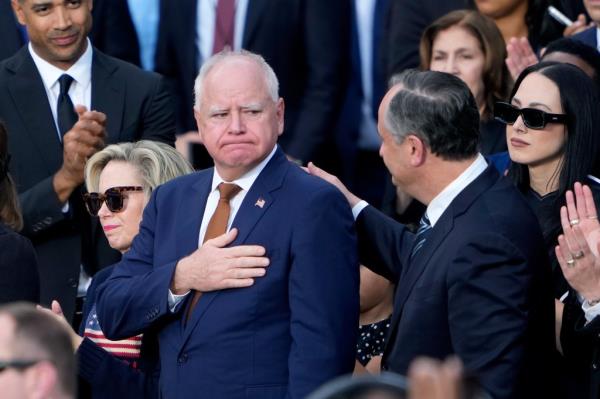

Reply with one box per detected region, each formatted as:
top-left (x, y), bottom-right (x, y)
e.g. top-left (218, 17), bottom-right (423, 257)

top-left (524, 181), bottom-right (600, 299)
top-left (0, 222), bottom-right (39, 304)
top-left (480, 117), bottom-right (507, 156)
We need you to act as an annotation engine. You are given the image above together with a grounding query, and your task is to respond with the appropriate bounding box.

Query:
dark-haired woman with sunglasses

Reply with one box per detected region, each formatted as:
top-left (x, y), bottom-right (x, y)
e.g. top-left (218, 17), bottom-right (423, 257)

top-left (40, 140), bottom-right (193, 399)
top-left (496, 61), bottom-right (600, 398)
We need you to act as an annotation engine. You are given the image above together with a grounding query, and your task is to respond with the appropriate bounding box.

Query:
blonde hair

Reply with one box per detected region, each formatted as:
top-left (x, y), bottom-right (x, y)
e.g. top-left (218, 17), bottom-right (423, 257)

top-left (85, 140), bottom-right (193, 196)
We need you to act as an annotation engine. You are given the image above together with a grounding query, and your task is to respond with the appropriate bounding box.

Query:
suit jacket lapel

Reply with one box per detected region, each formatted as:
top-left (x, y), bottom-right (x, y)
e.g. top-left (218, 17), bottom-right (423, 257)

top-left (243, 0), bottom-right (269, 47)
top-left (182, 148), bottom-right (289, 344)
top-left (6, 48), bottom-right (62, 173)
top-left (91, 50), bottom-right (124, 143)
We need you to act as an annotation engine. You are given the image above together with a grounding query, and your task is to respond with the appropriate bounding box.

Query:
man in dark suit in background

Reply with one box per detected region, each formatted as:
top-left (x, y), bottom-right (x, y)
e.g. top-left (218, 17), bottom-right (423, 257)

top-left (309, 70), bottom-right (555, 399)
top-left (0, 0), bottom-right (175, 321)
top-left (96, 50), bottom-right (359, 399)
top-left (0, 0), bottom-right (27, 62)
top-left (156, 0), bottom-right (349, 168)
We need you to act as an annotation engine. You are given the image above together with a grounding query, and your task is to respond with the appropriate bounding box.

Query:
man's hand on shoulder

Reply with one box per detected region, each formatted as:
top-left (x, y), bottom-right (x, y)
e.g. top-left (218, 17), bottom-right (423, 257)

top-left (306, 162), bottom-right (362, 208)
top-left (53, 106), bottom-right (107, 203)
top-left (170, 228), bottom-right (270, 294)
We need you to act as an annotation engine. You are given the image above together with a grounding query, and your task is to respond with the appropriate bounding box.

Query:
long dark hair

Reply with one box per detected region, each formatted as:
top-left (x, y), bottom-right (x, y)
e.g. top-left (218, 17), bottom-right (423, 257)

top-left (507, 62), bottom-right (600, 245)
top-left (0, 121), bottom-right (22, 231)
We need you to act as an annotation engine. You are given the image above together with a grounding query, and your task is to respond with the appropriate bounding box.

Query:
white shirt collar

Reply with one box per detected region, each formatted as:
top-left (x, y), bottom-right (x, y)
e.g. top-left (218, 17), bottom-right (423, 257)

top-left (28, 38), bottom-right (93, 93)
top-left (210, 145), bottom-right (278, 192)
top-left (426, 153), bottom-right (488, 227)
top-left (596, 27), bottom-right (600, 52)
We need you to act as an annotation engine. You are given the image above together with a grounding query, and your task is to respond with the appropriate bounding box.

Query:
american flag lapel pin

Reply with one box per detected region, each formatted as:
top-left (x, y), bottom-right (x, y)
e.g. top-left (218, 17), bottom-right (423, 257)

top-left (255, 197), bottom-right (266, 208)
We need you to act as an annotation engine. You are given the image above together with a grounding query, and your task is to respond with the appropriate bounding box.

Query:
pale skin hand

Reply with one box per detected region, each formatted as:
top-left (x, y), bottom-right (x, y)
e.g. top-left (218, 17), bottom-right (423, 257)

top-left (53, 105), bottom-right (107, 203)
top-left (555, 183), bottom-right (600, 301)
top-left (408, 357), bottom-right (463, 399)
top-left (170, 228), bottom-right (270, 294)
top-left (563, 14), bottom-right (593, 37)
top-left (505, 37), bottom-right (538, 80)
top-left (36, 301), bottom-right (83, 352)
top-left (174, 130), bottom-right (204, 163)
top-left (306, 162), bottom-right (362, 208)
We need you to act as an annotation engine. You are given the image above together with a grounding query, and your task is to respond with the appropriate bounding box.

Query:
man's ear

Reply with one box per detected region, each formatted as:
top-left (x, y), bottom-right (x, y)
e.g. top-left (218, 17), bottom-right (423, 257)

top-left (11, 0), bottom-right (26, 26)
top-left (26, 362), bottom-right (60, 399)
top-left (276, 98), bottom-right (285, 136)
top-left (405, 134), bottom-right (427, 167)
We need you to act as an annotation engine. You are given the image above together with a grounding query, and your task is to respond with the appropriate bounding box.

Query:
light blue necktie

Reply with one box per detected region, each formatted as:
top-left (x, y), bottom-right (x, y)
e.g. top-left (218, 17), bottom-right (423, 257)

top-left (410, 213), bottom-right (432, 261)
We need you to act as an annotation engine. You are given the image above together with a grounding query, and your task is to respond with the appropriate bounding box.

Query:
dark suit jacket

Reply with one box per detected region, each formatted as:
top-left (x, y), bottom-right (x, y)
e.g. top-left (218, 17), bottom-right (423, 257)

top-left (77, 265), bottom-right (159, 399)
top-left (357, 165), bottom-right (555, 399)
top-left (90, 0), bottom-right (141, 67)
top-left (155, 0), bottom-right (350, 163)
top-left (0, 0), bottom-right (25, 62)
top-left (0, 222), bottom-right (40, 304)
top-left (0, 47), bottom-right (175, 320)
top-left (560, 290), bottom-right (600, 399)
top-left (96, 148), bottom-right (359, 399)
top-left (573, 26), bottom-right (598, 49)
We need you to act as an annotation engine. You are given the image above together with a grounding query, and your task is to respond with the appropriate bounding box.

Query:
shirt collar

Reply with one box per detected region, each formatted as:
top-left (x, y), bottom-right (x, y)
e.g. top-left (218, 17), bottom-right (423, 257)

top-left (29, 38), bottom-right (93, 92)
top-left (426, 153), bottom-right (488, 227)
top-left (210, 145), bottom-right (278, 192)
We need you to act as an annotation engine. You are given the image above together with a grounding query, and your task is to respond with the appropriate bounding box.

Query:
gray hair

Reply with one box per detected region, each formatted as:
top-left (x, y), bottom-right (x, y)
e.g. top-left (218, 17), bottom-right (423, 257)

top-left (193, 50), bottom-right (279, 110)
top-left (85, 140), bottom-right (194, 196)
top-left (383, 69), bottom-right (479, 161)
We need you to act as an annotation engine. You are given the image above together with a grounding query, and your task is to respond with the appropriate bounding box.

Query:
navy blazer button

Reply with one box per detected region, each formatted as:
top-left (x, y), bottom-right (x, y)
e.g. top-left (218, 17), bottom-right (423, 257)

top-left (593, 363), bottom-right (598, 370)
top-left (67, 278), bottom-right (77, 288)
top-left (178, 354), bottom-right (188, 363)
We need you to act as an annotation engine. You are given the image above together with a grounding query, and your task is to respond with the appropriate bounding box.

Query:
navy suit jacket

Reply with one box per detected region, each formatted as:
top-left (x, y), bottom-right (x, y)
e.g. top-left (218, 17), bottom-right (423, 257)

top-left (357, 165), bottom-right (555, 399)
top-left (0, 46), bottom-right (175, 320)
top-left (96, 148), bottom-right (359, 399)
top-left (573, 27), bottom-right (598, 49)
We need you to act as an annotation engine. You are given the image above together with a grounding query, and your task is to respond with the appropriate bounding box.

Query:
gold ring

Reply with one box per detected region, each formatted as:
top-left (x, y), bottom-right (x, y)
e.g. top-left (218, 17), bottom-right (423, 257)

top-left (566, 258), bottom-right (576, 267)
top-left (589, 216), bottom-right (598, 220)
top-left (574, 251), bottom-right (585, 259)
top-left (570, 218), bottom-right (580, 226)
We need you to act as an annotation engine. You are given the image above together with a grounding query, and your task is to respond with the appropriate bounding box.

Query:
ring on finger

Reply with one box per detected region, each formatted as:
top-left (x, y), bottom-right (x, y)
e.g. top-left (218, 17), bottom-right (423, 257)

top-left (573, 250), bottom-right (585, 259)
top-left (566, 258), bottom-right (576, 267)
top-left (570, 218), bottom-right (580, 226)
top-left (589, 215), bottom-right (598, 220)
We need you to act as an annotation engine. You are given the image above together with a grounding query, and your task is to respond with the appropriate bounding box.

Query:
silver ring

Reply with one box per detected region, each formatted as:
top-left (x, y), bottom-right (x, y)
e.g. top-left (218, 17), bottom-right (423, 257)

top-left (574, 251), bottom-right (585, 260)
top-left (570, 218), bottom-right (580, 226)
top-left (589, 216), bottom-right (598, 220)
top-left (566, 258), bottom-right (576, 267)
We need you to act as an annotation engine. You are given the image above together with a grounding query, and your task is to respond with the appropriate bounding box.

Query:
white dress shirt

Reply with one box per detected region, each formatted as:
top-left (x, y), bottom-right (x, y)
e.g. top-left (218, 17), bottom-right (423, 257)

top-left (352, 154), bottom-right (489, 226)
top-left (168, 145), bottom-right (278, 310)
top-left (596, 27), bottom-right (600, 52)
top-left (28, 39), bottom-right (93, 142)
top-left (196, 0), bottom-right (250, 65)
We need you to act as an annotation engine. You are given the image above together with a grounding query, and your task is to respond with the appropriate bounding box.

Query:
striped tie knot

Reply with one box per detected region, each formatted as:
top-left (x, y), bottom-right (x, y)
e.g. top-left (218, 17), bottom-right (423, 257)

top-left (410, 213), bottom-right (432, 261)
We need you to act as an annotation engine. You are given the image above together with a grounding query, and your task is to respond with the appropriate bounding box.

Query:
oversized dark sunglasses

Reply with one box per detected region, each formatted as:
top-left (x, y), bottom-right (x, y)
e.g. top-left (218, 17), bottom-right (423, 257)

top-left (83, 186), bottom-right (144, 216)
top-left (494, 101), bottom-right (569, 130)
top-left (0, 359), bottom-right (41, 373)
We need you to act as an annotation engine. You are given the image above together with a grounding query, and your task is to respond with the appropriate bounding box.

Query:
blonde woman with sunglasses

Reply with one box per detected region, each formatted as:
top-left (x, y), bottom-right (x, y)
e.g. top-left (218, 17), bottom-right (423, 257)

top-left (41, 140), bottom-right (192, 399)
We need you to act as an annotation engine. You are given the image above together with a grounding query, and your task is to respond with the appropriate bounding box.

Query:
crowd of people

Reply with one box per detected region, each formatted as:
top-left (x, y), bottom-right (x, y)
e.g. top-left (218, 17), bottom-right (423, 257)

top-left (1, 0), bottom-right (600, 398)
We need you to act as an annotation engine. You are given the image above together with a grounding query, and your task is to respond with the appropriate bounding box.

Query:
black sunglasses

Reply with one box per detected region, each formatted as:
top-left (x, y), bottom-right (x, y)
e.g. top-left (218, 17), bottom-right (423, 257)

top-left (494, 101), bottom-right (569, 130)
top-left (0, 359), bottom-right (40, 373)
top-left (83, 186), bottom-right (144, 216)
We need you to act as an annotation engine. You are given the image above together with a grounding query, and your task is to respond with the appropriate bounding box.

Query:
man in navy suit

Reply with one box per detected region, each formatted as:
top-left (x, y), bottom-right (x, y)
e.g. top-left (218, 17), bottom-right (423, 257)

top-left (309, 70), bottom-right (555, 399)
top-left (96, 51), bottom-right (359, 399)
top-left (1, 0), bottom-right (175, 322)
